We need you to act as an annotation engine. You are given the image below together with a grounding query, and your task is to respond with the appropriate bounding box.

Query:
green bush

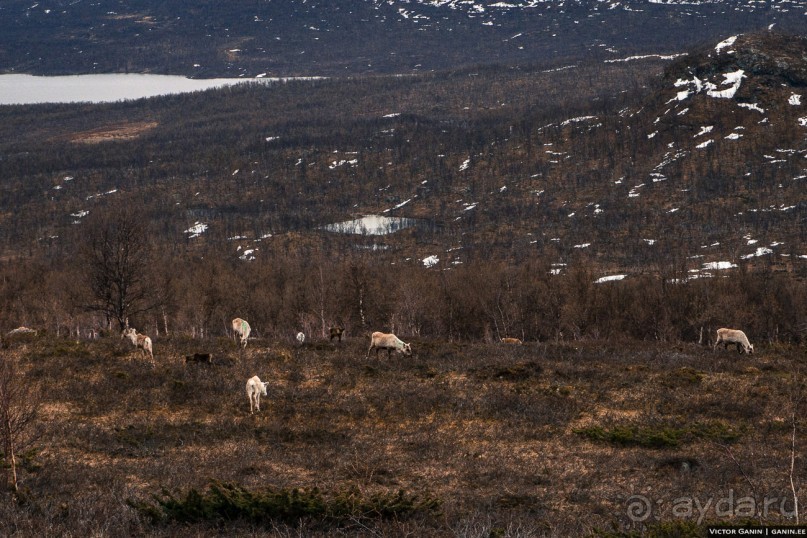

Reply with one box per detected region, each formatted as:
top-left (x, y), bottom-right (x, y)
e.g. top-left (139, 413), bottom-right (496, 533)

top-left (575, 421), bottom-right (741, 449)
top-left (130, 480), bottom-right (441, 527)
top-left (576, 425), bottom-right (682, 448)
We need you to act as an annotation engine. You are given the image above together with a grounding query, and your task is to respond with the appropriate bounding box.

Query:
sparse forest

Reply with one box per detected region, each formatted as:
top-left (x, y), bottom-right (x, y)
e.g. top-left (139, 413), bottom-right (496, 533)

top-left (0, 220), bottom-right (806, 346)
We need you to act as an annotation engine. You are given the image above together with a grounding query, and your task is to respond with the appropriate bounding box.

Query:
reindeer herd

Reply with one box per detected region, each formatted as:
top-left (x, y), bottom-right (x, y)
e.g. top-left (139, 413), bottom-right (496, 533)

top-left (111, 319), bottom-right (760, 415)
top-left (120, 321), bottom-right (752, 363)
top-left (115, 319), bottom-right (416, 414)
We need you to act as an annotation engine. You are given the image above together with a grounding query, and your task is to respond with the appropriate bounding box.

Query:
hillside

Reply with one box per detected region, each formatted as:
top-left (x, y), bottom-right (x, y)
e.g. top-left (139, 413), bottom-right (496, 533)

top-left (0, 33), bottom-right (804, 271)
top-left (0, 0), bottom-right (805, 77)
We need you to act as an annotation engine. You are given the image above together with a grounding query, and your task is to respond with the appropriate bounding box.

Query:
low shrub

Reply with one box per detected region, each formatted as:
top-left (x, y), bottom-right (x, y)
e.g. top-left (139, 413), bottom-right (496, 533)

top-left (575, 420), bottom-right (742, 448)
top-left (130, 480), bottom-right (441, 527)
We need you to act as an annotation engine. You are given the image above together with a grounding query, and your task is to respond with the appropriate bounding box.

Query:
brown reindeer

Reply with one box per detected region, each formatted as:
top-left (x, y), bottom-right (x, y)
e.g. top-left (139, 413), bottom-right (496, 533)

top-left (329, 326), bottom-right (345, 342)
top-left (185, 353), bottom-right (212, 364)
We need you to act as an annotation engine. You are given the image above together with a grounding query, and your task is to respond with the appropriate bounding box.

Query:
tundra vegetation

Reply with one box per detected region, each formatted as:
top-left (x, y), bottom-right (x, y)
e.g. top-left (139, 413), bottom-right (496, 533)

top-left (0, 334), bottom-right (804, 536)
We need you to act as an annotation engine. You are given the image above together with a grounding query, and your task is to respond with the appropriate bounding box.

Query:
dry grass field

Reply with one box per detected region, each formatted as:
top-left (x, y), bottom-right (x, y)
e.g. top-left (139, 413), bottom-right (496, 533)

top-left (1, 333), bottom-right (805, 536)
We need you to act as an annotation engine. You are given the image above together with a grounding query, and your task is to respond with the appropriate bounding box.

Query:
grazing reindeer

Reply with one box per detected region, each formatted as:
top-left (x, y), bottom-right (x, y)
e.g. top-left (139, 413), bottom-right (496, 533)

top-left (185, 353), bottom-right (212, 364)
top-left (121, 327), bottom-right (154, 362)
top-left (714, 328), bottom-right (754, 354)
top-left (296, 332), bottom-right (305, 345)
top-left (232, 318), bottom-right (251, 349)
top-left (501, 337), bottom-right (523, 345)
top-left (6, 327), bottom-right (36, 337)
top-left (246, 375), bottom-right (269, 414)
top-left (329, 326), bottom-right (345, 342)
top-left (367, 331), bottom-right (412, 359)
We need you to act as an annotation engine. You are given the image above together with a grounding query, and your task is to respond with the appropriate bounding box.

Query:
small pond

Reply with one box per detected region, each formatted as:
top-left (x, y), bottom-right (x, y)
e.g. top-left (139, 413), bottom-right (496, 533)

top-left (321, 215), bottom-right (420, 236)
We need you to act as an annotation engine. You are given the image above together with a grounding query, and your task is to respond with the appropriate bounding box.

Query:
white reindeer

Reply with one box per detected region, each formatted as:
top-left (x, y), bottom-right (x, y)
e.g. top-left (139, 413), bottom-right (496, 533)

top-left (296, 331), bottom-right (305, 345)
top-left (714, 328), bottom-right (754, 354)
top-left (246, 375), bottom-right (269, 414)
top-left (121, 327), bottom-right (154, 362)
top-left (232, 318), bottom-right (251, 349)
top-left (367, 331), bottom-right (412, 359)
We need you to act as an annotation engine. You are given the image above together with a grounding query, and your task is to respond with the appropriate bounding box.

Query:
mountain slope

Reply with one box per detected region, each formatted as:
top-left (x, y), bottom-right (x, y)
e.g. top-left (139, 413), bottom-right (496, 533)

top-left (0, 0), bottom-right (805, 76)
top-left (0, 32), bottom-right (804, 280)
top-left (544, 32), bottom-right (807, 275)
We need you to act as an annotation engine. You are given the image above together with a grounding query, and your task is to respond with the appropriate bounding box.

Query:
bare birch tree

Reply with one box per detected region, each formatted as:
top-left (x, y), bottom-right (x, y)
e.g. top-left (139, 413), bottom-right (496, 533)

top-left (81, 205), bottom-right (171, 332)
top-left (0, 352), bottom-right (39, 494)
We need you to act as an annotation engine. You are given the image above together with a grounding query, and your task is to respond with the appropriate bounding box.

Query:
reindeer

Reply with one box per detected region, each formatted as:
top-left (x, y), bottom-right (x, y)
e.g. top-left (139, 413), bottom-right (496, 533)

top-left (185, 353), bottom-right (212, 364)
top-left (232, 318), bottom-right (251, 349)
top-left (296, 331), bottom-right (305, 345)
top-left (246, 375), bottom-right (269, 414)
top-left (121, 327), bottom-right (154, 362)
top-left (714, 328), bottom-right (754, 354)
top-left (329, 326), bottom-right (345, 342)
top-left (367, 331), bottom-right (412, 359)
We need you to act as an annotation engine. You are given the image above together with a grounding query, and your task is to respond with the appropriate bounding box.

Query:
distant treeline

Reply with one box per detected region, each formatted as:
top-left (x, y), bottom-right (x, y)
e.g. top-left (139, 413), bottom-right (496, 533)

top-left (1, 246), bottom-right (804, 346)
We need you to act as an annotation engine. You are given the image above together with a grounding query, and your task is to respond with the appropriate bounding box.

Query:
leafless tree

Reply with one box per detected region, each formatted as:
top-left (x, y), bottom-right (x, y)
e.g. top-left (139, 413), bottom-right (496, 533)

top-left (788, 372), bottom-right (803, 525)
top-left (81, 205), bottom-right (170, 332)
top-left (0, 352), bottom-right (40, 494)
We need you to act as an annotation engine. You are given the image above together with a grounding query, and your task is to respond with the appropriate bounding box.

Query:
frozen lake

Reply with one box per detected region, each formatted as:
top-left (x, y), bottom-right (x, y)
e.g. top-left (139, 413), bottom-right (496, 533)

top-left (0, 73), bottom-right (320, 105)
